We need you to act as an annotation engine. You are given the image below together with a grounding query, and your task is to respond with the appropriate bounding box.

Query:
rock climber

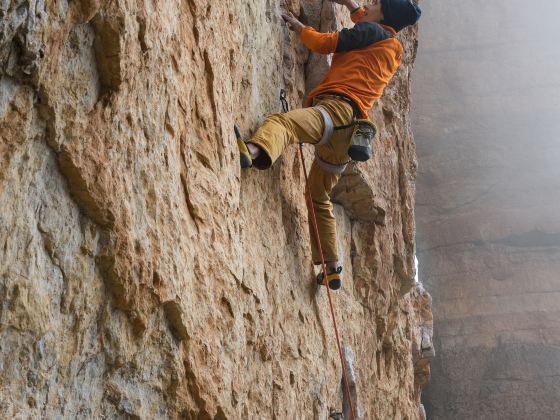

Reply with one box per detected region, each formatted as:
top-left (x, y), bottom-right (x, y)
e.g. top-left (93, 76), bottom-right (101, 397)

top-left (236, 0), bottom-right (421, 290)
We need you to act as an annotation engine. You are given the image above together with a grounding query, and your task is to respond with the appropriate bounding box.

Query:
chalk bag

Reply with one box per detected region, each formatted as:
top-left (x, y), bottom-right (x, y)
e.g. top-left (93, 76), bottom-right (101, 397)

top-left (348, 119), bottom-right (377, 162)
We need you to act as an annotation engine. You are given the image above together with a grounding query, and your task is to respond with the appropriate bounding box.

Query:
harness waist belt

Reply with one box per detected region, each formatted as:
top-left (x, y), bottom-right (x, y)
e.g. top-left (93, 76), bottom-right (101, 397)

top-left (318, 92), bottom-right (360, 118)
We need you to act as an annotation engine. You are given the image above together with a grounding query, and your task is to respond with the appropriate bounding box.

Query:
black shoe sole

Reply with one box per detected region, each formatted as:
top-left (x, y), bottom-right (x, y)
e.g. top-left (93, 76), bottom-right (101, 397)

top-left (316, 272), bottom-right (341, 290)
top-left (240, 154), bottom-right (252, 168)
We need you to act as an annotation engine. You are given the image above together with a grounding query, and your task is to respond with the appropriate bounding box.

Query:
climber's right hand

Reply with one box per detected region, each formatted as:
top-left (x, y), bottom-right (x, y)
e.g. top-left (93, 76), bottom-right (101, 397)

top-left (330, 0), bottom-right (361, 10)
top-left (281, 11), bottom-right (305, 33)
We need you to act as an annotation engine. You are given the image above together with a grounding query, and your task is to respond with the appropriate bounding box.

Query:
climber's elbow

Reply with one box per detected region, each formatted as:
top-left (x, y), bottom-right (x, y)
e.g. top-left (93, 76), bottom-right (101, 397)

top-left (300, 27), bottom-right (338, 54)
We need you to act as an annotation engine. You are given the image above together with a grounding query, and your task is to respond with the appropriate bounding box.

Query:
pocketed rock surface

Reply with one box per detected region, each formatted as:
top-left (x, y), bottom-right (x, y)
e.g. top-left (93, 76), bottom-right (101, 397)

top-left (0, 0), bottom-right (432, 418)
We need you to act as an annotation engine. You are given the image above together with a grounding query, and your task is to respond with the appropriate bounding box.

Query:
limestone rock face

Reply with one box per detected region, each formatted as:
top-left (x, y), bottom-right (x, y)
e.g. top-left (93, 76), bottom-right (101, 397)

top-left (413, 1), bottom-right (560, 419)
top-left (0, 0), bottom-right (430, 418)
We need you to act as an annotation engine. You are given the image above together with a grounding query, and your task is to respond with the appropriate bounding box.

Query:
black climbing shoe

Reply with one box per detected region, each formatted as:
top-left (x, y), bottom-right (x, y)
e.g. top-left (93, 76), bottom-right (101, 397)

top-left (235, 125), bottom-right (252, 168)
top-left (316, 266), bottom-right (343, 290)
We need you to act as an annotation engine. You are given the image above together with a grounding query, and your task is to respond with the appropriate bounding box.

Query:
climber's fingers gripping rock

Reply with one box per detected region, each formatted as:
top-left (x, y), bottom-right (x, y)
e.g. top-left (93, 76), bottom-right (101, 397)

top-left (281, 11), bottom-right (305, 33)
top-left (329, 0), bottom-right (362, 9)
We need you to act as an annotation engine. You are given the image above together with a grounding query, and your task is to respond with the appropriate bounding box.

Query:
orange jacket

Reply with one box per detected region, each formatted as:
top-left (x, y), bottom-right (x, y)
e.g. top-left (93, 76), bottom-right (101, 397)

top-left (300, 7), bottom-right (403, 118)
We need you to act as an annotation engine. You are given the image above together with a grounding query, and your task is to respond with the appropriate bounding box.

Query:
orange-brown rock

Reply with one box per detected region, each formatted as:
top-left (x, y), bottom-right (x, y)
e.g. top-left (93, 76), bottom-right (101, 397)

top-left (0, 0), bottom-right (431, 417)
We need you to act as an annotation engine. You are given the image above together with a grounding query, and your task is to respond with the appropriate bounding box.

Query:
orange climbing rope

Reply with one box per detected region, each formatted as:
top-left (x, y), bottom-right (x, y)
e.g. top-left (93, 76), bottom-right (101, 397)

top-left (280, 89), bottom-right (355, 419)
top-left (297, 144), bottom-right (356, 420)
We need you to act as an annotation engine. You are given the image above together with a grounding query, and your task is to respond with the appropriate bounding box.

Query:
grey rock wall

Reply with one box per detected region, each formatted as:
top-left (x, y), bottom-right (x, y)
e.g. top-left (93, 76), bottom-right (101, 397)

top-left (413, 0), bottom-right (560, 418)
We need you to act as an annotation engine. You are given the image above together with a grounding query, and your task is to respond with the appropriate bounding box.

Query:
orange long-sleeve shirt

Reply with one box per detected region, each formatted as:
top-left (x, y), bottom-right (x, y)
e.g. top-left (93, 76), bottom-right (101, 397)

top-left (300, 8), bottom-right (403, 118)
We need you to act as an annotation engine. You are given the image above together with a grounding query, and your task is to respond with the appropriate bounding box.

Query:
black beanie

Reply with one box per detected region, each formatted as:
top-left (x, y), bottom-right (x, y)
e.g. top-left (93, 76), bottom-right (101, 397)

top-left (380, 0), bottom-right (422, 32)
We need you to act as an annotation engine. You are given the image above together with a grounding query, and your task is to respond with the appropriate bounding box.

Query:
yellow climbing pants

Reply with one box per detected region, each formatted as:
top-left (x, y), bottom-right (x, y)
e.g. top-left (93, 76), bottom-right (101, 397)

top-left (250, 96), bottom-right (355, 263)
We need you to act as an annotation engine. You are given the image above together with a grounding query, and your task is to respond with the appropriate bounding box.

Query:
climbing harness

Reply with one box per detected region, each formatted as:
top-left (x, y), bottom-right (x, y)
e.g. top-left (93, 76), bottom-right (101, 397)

top-left (314, 106), bottom-right (334, 146)
top-left (311, 93), bottom-right (378, 174)
top-left (315, 93), bottom-right (377, 166)
top-left (279, 89), bottom-right (356, 420)
top-left (315, 152), bottom-right (348, 174)
top-left (313, 105), bottom-right (348, 174)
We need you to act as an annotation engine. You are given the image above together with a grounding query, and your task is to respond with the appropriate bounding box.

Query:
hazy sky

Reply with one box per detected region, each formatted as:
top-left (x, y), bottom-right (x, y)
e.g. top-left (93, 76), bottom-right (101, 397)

top-left (412, 2), bottom-right (560, 418)
top-left (413, 0), bottom-right (560, 219)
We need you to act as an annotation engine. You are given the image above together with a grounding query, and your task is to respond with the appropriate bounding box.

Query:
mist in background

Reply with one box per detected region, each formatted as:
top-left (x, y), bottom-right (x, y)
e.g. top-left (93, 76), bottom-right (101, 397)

top-left (412, 0), bottom-right (560, 418)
